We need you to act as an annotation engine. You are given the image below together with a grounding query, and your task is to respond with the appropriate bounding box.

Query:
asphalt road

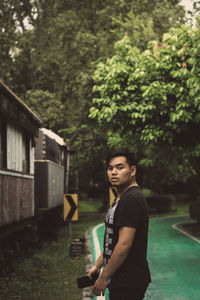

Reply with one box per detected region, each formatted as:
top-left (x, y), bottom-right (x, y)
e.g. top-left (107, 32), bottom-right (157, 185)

top-left (90, 215), bottom-right (200, 300)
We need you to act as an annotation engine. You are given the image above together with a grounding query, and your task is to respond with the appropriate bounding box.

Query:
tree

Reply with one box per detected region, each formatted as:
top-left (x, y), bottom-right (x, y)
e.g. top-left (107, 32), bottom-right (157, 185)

top-left (0, 0), bottom-right (189, 197)
top-left (89, 19), bottom-right (200, 194)
top-left (0, 0), bottom-right (31, 84)
top-left (111, 0), bottom-right (185, 50)
top-left (1, 0), bottom-right (187, 131)
top-left (90, 20), bottom-right (200, 146)
top-left (25, 89), bottom-right (65, 131)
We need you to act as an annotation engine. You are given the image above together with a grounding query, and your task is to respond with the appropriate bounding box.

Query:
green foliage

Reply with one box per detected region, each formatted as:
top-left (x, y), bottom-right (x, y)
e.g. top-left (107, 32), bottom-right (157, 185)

top-left (25, 90), bottom-right (65, 130)
top-left (90, 20), bottom-right (200, 147)
top-left (111, 0), bottom-right (185, 50)
top-left (0, 0), bottom-right (190, 195)
top-left (1, 0), bottom-right (187, 136)
top-left (89, 18), bottom-right (200, 192)
top-left (111, 11), bottom-right (157, 50)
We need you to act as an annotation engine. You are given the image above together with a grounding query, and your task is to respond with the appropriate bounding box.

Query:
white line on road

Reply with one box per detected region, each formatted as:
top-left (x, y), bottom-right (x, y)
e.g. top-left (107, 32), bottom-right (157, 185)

top-left (92, 223), bottom-right (105, 300)
top-left (172, 222), bottom-right (200, 244)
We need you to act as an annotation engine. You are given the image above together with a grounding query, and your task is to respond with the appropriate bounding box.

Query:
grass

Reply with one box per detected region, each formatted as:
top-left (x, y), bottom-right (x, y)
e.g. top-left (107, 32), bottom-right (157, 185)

top-left (0, 199), bottom-right (105, 300)
top-left (0, 193), bottom-right (191, 300)
top-left (79, 199), bottom-right (103, 213)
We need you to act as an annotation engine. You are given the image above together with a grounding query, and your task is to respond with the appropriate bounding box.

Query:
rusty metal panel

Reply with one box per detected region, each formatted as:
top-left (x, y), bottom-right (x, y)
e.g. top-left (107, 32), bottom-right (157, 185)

top-left (48, 162), bottom-right (64, 207)
top-left (0, 173), bottom-right (34, 226)
top-left (34, 161), bottom-right (64, 209)
top-left (34, 161), bottom-right (48, 209)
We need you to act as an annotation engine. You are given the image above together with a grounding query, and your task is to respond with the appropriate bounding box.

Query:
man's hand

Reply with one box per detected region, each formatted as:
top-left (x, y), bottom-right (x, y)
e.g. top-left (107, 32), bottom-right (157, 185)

top-left (88, 253), bottom-right (103, 280)
top-left (88, 265), bottom-right (100, 279)
top-left (92, 275), bottom-right (109, 296)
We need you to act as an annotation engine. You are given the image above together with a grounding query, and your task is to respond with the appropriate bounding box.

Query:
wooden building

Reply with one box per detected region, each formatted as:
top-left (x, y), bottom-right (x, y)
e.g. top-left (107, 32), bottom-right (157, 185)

top-left (0, 80), bottom-right (42, 229)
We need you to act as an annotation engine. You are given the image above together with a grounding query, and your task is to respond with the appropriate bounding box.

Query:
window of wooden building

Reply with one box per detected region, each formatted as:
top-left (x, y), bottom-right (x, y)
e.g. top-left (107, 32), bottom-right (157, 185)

top-left (6, 122), bottom-right (31, 174)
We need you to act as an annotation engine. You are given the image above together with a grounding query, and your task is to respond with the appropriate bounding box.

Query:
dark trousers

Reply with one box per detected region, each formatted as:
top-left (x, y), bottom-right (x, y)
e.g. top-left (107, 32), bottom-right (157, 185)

top-left (109, 285), bottom-right (148, 300)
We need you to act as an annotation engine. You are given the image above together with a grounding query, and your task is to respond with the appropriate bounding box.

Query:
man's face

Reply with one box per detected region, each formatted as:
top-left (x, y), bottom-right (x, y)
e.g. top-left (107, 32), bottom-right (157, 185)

top-left (107, 156), bottom-right (136, 187)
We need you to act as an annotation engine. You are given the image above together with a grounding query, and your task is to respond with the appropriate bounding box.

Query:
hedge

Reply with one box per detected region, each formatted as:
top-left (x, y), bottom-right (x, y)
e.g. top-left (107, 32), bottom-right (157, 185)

top-left (189, 199), bottom-right (200, 223)
top-left (146, 194), bottom-right (173, 213)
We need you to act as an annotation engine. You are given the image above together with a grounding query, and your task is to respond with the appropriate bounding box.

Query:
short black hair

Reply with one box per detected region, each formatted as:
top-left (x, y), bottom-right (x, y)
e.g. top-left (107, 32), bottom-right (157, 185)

top-left (106, 148), bottom-right (138, 168)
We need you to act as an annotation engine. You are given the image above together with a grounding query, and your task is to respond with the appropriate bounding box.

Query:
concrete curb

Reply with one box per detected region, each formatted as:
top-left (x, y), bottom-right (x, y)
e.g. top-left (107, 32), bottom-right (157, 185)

top-left (81, 228), bottom-right (94, 300)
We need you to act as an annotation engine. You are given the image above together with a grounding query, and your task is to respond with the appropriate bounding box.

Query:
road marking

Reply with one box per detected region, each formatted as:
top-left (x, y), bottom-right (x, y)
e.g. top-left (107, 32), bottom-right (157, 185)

top-left (172, 222), bottom-right (200, 244)
top-left (92, 223), bottom-right (105, 300)
top-left (150, 215), bottom-right (200, 244)
top-left (92, 223), bottom-right (104, 259)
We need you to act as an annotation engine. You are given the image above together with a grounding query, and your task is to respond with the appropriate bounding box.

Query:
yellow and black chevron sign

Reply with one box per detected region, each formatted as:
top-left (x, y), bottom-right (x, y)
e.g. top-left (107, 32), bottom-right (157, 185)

top-left (109, 187), bottom-right (118, 206)
top-left (64, 194), bottom-right (78, 221)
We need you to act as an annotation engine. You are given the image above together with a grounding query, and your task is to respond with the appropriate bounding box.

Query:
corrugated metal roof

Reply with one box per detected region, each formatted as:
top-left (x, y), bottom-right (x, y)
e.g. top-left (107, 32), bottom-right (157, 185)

top-left (41, 128), bottom-right (66, 146)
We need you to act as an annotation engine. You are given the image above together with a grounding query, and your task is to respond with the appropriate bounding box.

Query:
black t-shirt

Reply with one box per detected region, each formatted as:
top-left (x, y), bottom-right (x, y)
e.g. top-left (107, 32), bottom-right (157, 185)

top-left (103, 186), bottom-right (151, 289)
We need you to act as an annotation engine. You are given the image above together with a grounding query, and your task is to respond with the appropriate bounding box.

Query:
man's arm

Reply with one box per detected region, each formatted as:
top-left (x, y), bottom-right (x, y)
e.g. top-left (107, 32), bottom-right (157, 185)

top-left (93, 226), bottom-right (136, 296)
top-left (88, 253), bottom-right (104, 278)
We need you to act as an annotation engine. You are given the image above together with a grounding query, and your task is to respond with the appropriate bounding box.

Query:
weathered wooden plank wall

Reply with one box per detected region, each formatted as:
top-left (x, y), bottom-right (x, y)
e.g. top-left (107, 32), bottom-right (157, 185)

top-left (0, 174), bottom-right (34, 226)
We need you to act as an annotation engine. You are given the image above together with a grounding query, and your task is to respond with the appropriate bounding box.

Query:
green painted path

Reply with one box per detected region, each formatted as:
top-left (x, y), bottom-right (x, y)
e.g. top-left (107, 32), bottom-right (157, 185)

top-left (90, 215), bottom-right (200, 300)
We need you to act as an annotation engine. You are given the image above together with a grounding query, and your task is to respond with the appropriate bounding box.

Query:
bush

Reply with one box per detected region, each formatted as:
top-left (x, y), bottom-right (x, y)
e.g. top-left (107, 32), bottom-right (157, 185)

top-left (189, 199), bottom-right (200, 223)
top-left (146, 194), bottom-right (173, 213)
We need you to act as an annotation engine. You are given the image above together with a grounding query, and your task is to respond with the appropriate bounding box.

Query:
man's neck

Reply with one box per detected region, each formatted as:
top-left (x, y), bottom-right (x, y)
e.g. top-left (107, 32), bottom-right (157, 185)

top-left (117, 181), bottom-right (138, 197)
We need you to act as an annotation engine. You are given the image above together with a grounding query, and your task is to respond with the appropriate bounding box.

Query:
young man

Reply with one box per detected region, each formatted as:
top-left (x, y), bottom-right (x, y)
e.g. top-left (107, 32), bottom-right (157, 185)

top-left (88, 149), bottom-right (151, 300)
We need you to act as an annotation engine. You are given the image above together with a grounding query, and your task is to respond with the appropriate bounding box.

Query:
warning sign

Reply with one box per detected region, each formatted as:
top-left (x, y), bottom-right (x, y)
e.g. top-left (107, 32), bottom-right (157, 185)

top-left (109, 187), bottom-right (118, 206)
top-left (64, 194), bottom-right (78, 221)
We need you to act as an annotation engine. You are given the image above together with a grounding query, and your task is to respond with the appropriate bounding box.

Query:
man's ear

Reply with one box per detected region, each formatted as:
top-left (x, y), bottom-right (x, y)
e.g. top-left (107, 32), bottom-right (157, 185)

top-left (131, 165), bottom-right (136, 176)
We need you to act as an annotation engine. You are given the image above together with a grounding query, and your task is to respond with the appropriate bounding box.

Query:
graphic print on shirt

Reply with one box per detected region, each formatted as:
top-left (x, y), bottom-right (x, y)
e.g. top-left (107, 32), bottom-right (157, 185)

top-left (103, 197), bottom-right (120, 266)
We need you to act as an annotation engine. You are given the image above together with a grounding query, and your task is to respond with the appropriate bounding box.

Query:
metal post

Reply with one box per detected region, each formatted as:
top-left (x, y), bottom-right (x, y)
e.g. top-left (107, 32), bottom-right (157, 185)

top-left (68, 221), bottom-right (72, 238)
top-left (65, 133), bottom-right (79, 238)
top-left (66, 144), bottom-right (72, 238)
top-left (66, 145), bottom-right (70, 194)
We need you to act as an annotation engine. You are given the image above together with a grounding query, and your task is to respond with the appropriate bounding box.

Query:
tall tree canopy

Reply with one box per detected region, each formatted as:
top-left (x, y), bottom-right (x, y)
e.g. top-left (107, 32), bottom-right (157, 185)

top-left (0, 0), bottom-right (189, 194)
top-left (89, 18), bottom-right (200, 194)
top-left (1, 0), bottom-right (186, 132)
top-left (89, 21), bottom-right (200, 148)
